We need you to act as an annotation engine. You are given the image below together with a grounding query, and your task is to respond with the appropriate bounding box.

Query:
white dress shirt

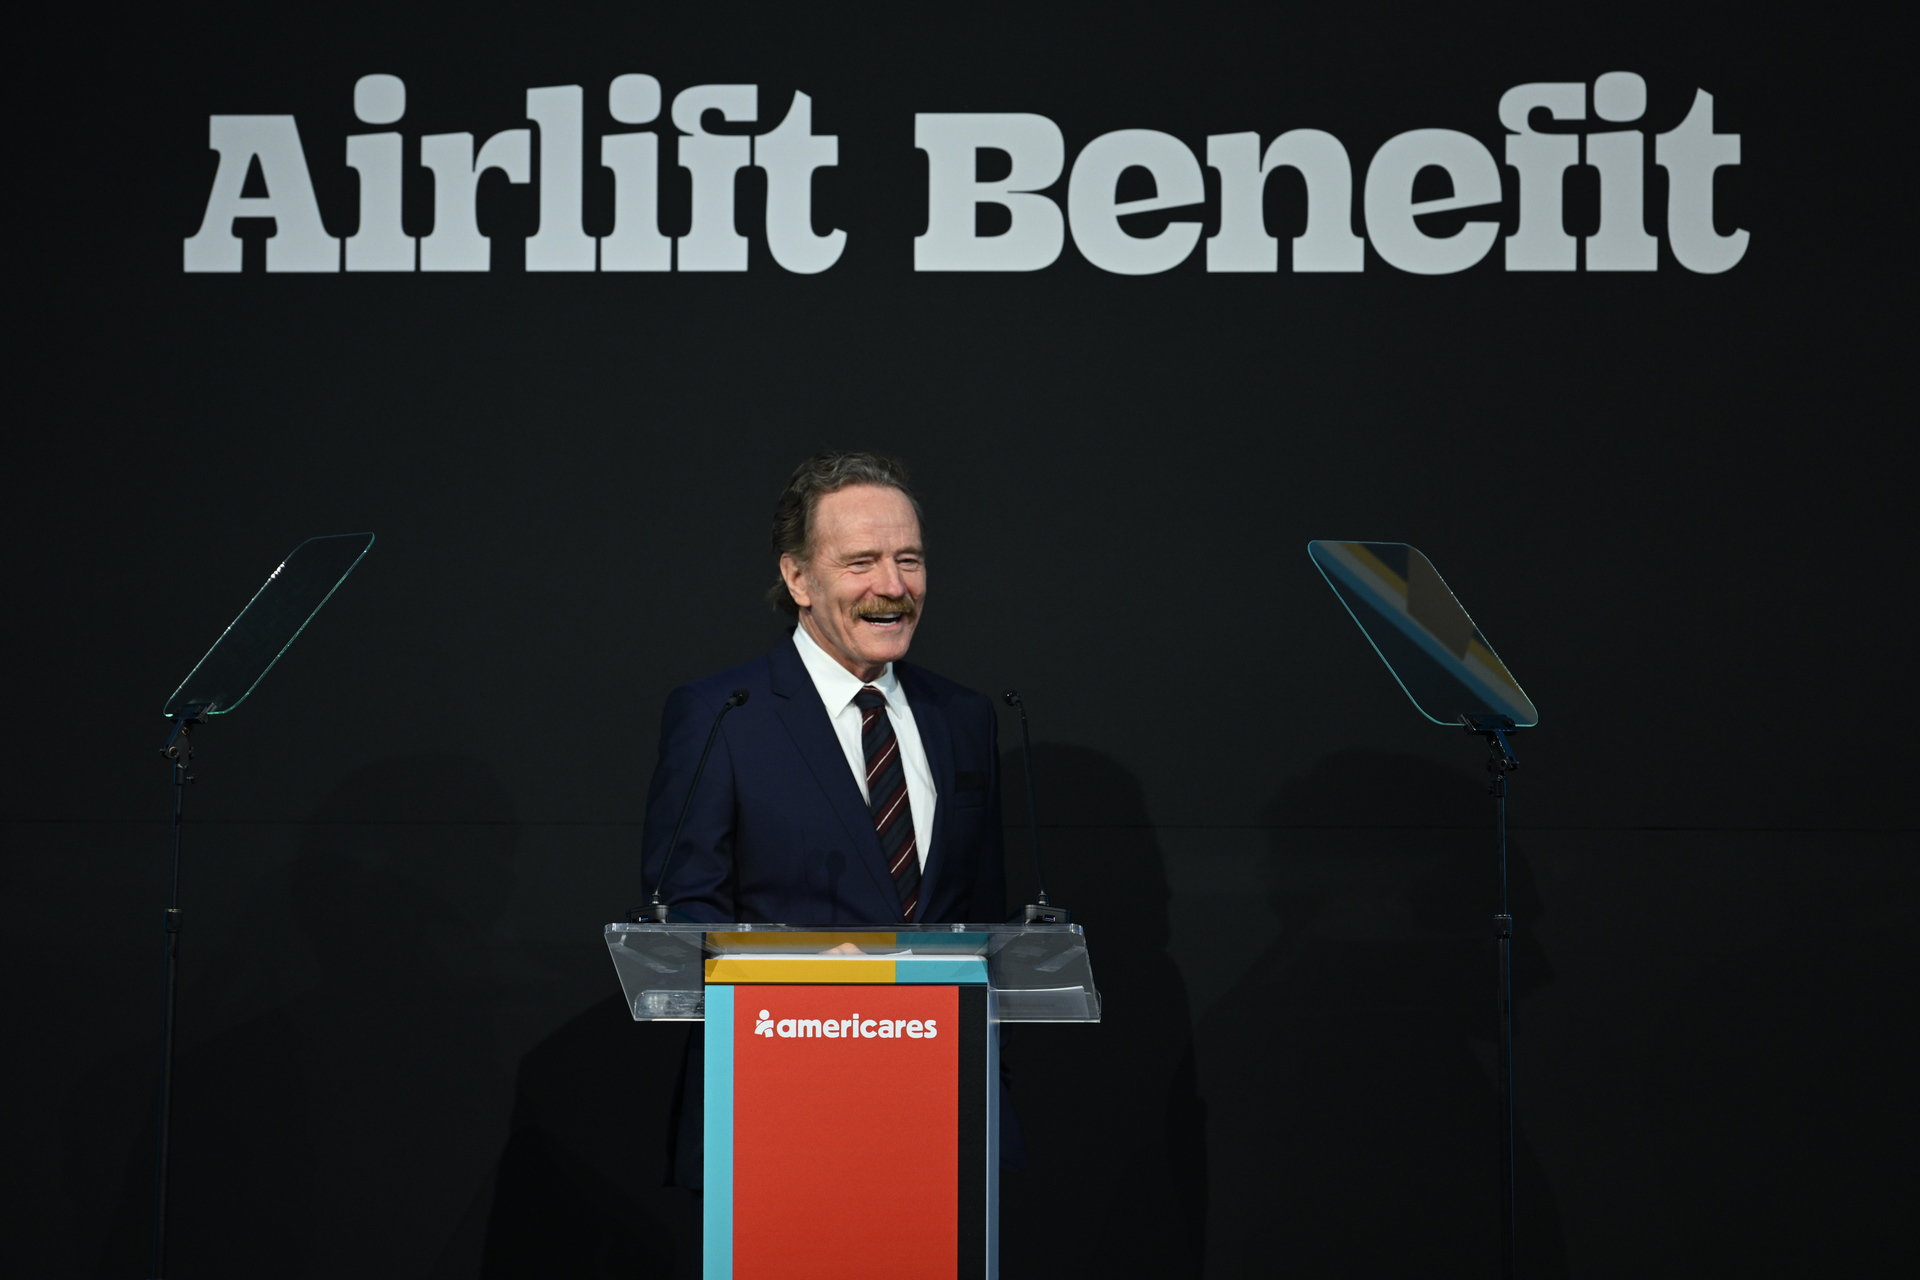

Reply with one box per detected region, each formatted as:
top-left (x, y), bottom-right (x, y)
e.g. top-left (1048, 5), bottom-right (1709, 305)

top-left (791, 625), bottom-right (936, 869)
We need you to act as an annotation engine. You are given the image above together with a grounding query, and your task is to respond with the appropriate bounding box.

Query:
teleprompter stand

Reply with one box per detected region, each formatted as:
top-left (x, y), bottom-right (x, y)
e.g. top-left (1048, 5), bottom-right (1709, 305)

top-left (147, 533), bottom-right (373, 1279)
top-left (1464, 711), bottom-right (1522, 1278)
top-left (1308, 540), bottom-right (1539, 1280)
top-left (606, 922), bottom-right (1099, 1279)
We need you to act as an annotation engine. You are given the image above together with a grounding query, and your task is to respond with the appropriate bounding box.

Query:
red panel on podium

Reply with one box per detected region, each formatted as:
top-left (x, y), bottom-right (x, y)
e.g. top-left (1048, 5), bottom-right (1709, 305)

top-left (731, 984), bottom-right (959, 1279)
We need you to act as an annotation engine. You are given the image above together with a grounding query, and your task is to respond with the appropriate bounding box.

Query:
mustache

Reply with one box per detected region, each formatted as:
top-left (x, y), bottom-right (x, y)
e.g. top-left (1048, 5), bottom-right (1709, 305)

top-left (852, 596), bottom-right (918, 621)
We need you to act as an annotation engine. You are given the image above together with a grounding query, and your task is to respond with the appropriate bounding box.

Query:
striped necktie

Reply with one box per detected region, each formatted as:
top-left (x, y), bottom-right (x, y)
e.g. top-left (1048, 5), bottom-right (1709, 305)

top-left (854, 685), bottom-right (920, 921)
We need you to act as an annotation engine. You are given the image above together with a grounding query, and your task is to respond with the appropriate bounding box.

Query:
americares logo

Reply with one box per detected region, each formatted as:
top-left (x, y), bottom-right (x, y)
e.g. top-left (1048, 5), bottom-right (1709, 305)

top-left (184, 70), bottom-right (1745, 275)
top-left (755, 1007), bottom-right (940, 1040)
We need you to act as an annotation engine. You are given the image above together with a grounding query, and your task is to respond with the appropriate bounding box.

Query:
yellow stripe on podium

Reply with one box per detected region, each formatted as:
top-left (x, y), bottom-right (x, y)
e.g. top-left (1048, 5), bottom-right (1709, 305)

top-left (704, 956), bottom-right (899, 984)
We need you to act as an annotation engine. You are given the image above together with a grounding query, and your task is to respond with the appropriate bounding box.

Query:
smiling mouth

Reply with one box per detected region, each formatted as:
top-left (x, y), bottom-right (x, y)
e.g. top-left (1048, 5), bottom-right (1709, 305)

top-left (855, 600), bottom-right (916, 627)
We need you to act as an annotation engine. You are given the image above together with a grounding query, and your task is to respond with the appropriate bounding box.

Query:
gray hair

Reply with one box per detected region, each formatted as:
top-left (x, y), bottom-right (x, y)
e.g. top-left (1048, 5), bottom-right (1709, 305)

top-left (767, 451), bottom-right (923, 616)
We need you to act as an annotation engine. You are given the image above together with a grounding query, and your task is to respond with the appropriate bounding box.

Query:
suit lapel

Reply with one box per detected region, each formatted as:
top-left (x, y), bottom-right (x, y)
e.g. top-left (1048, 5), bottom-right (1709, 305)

top-left (768, 637), bottom-right (899, 910)
top-left (899, 663), bottom-right (953, 919)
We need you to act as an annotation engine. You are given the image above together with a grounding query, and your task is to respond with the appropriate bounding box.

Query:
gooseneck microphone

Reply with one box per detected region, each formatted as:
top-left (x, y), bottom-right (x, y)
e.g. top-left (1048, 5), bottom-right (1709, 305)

top-left (1002, 689), bottom-right (1067, 924)
top-left (634, 688), bottom-right (749, 923)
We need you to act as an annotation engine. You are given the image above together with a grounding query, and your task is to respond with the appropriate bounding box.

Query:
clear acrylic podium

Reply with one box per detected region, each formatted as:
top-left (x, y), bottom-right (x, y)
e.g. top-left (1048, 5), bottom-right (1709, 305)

top-left (604, 923), bottom-right (1100, 1279)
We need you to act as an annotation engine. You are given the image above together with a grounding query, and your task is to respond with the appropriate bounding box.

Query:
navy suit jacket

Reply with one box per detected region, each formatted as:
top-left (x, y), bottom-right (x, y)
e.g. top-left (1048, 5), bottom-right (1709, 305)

top-left (642, 636), bottom-right (1014, 1186)
top-left (641, 634), bottom-right (1008, 926)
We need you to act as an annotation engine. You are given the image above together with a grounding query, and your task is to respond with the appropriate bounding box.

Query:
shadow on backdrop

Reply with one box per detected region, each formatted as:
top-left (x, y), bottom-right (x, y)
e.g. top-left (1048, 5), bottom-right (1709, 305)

top-left (480, 996), bottom-right (697, 1278)
top-left (79, 752), bottom-right (518, 1279)
top-left (998, 741), bottom-right (1206, 1279)
top-left (1197, 748), bottom-right (1566, 1278)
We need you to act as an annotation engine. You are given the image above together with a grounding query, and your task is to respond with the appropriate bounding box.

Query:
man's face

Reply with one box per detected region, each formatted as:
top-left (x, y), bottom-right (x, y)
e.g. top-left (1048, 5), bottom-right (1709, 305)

top-left (782, 484), bottom-right (926, 682)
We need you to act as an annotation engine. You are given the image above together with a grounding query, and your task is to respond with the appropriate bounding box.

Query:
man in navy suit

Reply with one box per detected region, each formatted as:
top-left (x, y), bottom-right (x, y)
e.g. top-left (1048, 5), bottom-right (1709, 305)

top-left (642, 451), bottom-right (1012, 1188)
top-left (641, 448), bottom-right (1007, 928)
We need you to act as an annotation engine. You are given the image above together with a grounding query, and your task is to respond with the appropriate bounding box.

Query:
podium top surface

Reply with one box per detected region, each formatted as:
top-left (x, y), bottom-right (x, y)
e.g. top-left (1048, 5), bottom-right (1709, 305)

top-left (610, 921), bottom-right (1081, 948)
top-left (604, 922), bottom-right (1100, 1023)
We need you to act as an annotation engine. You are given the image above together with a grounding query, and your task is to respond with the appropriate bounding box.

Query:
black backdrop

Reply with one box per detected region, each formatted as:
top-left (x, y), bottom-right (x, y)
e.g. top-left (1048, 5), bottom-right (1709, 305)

top-left (10, 4), bottom-right (1911, 1276)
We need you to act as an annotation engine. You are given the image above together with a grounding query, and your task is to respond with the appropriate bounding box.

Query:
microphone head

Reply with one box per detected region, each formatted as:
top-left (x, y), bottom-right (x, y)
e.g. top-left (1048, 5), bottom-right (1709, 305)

top-left (1001, 689), bottom-right (1023, 707)
top-left (728, 689), bottom-right (751, 708)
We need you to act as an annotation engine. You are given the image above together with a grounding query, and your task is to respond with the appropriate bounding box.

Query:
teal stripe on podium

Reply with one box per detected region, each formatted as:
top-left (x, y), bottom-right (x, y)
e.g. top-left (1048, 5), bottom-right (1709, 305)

top-left (704, 985), bottom-right (733, 1279)
top-left (895, 957), bottom-right (988, 984)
